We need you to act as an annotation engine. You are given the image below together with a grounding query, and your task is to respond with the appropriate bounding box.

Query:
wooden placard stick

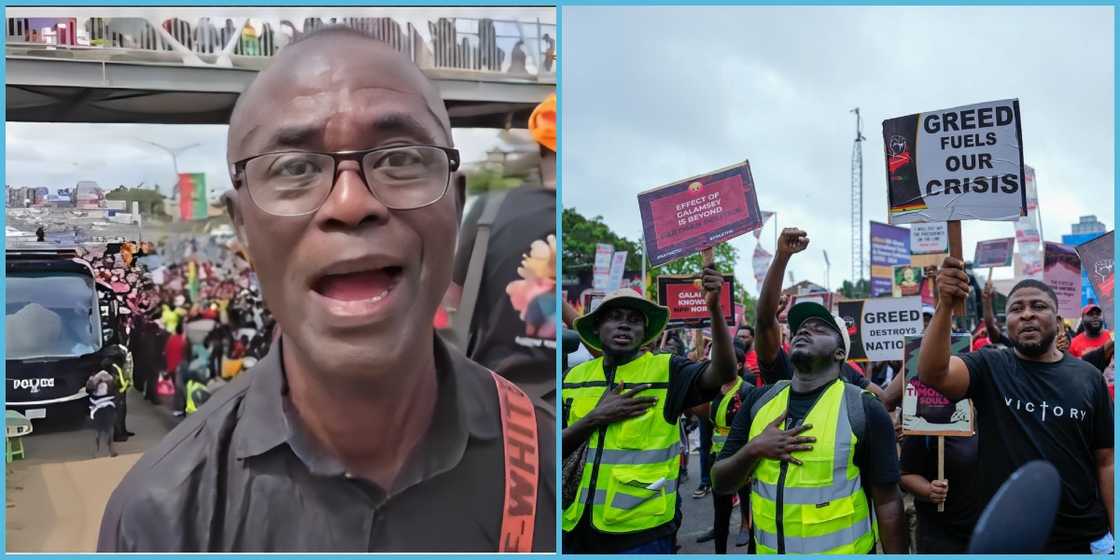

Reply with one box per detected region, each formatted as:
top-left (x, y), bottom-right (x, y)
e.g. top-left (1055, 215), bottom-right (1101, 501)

top-left (947, 221), bottom-right (965, 316)
top-left (937, 436), bottom-right (946, 513)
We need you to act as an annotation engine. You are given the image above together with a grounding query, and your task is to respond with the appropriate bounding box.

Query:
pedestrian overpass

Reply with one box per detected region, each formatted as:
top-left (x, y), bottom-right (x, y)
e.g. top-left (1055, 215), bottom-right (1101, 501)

top-left (6, 12), bottom-right (556, 128)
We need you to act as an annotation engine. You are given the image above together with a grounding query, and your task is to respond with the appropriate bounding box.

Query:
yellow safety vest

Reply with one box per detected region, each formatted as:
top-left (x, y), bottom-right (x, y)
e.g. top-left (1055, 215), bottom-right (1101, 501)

top-left (711, 377), bottom-right (744, 456)
top-left (112, 363), bottom-right (130, 393)
top-left (749, 379), bottom-right (876, 554)
top-left (185, 379), bottom-right (205, 415)
top-left (562, 352), bottom-right (680, 534)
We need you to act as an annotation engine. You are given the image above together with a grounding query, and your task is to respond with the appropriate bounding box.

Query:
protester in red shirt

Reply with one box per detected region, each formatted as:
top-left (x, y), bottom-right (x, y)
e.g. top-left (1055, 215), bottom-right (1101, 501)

top-left (164, 322), bottom-right (188, 376)
top-left (735, 325), bottom-right (761, 382)
top-left (1069, 304), bottom-right (1111, 358)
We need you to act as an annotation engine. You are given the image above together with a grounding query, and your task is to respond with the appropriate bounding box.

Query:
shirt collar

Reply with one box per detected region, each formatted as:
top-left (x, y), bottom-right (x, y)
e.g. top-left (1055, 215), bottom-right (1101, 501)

top-left (233, 333), bottom-right (499, 484)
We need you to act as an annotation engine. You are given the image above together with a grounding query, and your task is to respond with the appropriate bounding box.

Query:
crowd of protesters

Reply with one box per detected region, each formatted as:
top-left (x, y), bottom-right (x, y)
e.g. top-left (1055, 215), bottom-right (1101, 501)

top-left (76, 235), bottom-right (276, 446)
top-left (561, 226), bottom-right (1114, 555)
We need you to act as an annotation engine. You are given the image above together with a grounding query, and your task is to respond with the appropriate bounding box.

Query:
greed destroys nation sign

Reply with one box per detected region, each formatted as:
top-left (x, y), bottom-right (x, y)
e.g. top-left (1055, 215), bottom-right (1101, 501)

top-left (882, 99), bottom-right (1027, 224)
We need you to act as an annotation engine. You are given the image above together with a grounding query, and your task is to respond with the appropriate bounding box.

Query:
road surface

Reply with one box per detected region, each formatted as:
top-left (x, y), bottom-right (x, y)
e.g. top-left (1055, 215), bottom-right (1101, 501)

top-left (675, 428), bottom-right (750, 554)
top-left (6, 390), bottom-right (177, 552)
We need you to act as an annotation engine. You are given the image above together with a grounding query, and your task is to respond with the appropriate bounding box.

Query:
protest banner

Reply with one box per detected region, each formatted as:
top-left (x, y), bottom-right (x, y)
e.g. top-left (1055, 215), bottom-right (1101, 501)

top-left (882, 99), bottom-right (1026, 225)
top-left (910, 222), bottom-right (949, 255)
top-left (752, 243), bottom-right (772, 290)
top-left (837, 296), bottom-right (923, 361)
top-left (638, 162), bottom-right (763, 267)
top-left (892, 265), bottom-right (924, 297)
top-left (902, 334), bottom-right (975, 437)
top-left (606, 251), bottom-right (628, 292)
top-left (592, 243), bottom-right (613, 291)
top-left (870, 221), bottom-right (911, 297)
top-left (1015, 165), bottom-right (1044, 280)
top-left (657, 275), bottom-right (735, 328)
top-left (1075, 231), bottom-right (1114, 322)
top-left (581, 289), bottom-right (606, 314)
top-left (1044, 242), bottom-right (1082, 318)
top-left (973, 237), bottom-right (1015, 268)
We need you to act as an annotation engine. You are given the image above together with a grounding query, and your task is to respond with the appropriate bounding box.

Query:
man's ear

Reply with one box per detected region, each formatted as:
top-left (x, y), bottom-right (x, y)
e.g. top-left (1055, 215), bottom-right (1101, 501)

top-left (222, 190), bottom-right (252, 266)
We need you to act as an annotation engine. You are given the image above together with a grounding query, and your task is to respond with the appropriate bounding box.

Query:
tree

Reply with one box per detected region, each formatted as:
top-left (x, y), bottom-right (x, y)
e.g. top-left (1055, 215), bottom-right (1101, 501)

top-left (645, 243), bottom-right (740, 302)
top-left (466, 167), bottom-right (522, 194)
top-left (562, 207), bottom-right (643, 275)
top-left (105, 188), bottom-right (166, 217)
top-left (839, 279), bottom-right (870, 299)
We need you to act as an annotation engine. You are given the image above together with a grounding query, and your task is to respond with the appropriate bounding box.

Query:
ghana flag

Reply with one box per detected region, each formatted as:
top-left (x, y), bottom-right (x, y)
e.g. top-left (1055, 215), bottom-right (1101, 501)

top-left (178, 173), bottom-right (208, 220)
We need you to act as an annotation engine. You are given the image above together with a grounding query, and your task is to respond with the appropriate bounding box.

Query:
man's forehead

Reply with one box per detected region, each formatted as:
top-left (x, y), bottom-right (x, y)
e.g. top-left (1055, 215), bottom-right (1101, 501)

top-left (1009, 288), bottom-right (1054, 305)
top-left (229, 36), bottom-right (449, 152)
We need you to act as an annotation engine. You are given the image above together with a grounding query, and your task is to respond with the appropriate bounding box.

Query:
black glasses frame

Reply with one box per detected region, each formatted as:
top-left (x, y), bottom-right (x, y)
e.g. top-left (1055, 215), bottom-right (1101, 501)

top-left (230, 145), bottom-right (461, 216)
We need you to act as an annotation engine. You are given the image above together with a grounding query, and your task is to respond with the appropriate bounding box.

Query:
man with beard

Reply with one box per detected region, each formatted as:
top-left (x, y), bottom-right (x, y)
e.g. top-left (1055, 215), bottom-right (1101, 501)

top-left (918, 258), bottom-right (1114, 553)
top-left (1069, 304), bottom-right (1112, 358)
top-left (710, 301), bottom-right (907, 554)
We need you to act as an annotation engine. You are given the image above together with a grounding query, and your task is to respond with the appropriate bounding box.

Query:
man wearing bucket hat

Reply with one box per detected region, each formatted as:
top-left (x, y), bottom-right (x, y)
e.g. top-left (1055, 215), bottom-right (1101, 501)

top-left (561, 263), bottom-right (738, 554)
top-left (710, 300), bottom-right (907, 554)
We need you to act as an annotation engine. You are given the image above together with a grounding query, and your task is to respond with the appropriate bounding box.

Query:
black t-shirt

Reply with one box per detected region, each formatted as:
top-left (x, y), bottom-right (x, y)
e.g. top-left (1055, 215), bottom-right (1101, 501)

top-left (900, 434), bottom-right (983, 542)
top-left (563, 354), bottom-right (718, 553)
top-left (452, 187), bottom-right (556, 401)
top-left (717, 379), bottom-right (900, 495)
top-left (758, 347), bottom-right (871, 389)
top-left (960, 348), bottom-right (1113, 552)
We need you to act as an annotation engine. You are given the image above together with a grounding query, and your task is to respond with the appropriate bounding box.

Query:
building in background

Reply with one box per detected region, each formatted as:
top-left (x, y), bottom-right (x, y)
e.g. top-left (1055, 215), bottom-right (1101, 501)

top-left (1062, 215), bottom-right (1109, 307)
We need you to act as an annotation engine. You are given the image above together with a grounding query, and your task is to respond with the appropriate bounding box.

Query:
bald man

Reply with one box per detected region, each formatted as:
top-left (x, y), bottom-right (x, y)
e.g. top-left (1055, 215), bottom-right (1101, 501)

top-left (97, 27), bottom-right (554, 552)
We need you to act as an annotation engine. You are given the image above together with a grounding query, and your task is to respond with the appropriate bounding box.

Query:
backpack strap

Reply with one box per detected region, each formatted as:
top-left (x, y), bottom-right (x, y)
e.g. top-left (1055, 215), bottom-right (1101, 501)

top-left (491, 370), bottom-right (538, 552)
top-left (843, 383), bottom-right (867, 442)
top-left (452, 191), bottom-right (508, 350)
top-left (750, 380), bottom-right (790, 420)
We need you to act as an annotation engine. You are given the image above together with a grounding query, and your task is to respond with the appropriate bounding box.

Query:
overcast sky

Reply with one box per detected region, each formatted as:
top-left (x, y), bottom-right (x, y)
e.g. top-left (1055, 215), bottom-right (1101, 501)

top-left (5, 6), bottom-right (554, 196)
top-left (562, 6), bottom-right (1114, 294)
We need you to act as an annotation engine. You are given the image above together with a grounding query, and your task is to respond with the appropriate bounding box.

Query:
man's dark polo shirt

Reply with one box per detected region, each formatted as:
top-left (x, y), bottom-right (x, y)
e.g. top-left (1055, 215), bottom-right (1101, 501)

top-left (97, 335), bottom-right (556, 552)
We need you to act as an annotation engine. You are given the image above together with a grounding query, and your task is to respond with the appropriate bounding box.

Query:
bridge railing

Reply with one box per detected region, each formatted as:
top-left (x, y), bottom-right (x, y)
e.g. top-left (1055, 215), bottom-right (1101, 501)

top-left (6, 15), bottom-right (556, 80)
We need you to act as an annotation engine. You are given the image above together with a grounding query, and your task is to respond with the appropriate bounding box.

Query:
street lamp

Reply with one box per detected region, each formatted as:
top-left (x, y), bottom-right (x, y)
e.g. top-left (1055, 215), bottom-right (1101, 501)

top-left (137, 140), bottom-right (201, 198)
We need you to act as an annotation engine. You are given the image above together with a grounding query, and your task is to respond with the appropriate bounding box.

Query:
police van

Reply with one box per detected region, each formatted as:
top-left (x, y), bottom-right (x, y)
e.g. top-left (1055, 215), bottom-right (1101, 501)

top-left (6, 243), bottom-right (126, 423)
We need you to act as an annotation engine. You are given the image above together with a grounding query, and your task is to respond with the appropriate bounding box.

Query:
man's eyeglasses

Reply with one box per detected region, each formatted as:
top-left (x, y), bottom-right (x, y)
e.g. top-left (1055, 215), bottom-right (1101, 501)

top-left (231, 145), bottom-right (460, 217)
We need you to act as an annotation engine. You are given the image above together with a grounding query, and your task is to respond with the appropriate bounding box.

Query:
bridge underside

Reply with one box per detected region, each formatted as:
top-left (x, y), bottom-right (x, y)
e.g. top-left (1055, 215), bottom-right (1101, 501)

top-left (6, 56), bottom-right (549, 128)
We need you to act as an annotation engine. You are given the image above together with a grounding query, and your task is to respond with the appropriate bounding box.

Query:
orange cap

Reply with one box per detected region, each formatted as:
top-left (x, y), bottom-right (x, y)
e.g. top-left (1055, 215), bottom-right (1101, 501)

top-left (529, 93), bottom-right (556, 152)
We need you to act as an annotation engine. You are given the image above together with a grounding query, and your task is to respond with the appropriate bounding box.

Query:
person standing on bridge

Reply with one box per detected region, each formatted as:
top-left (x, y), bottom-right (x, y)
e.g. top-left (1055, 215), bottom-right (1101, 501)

top-left (98, 26), bottom-right (554, 552)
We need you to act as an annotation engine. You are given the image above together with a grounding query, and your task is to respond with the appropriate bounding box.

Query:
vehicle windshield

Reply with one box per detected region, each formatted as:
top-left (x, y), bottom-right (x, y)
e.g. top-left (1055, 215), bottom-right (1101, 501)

top-left (6, 272), bottom-right (101, 360)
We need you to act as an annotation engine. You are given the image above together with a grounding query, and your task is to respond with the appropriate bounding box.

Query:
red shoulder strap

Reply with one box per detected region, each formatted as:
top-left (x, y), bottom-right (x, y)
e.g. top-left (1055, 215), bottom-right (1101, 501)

top-left (491, 371), bottom-right (538, 553)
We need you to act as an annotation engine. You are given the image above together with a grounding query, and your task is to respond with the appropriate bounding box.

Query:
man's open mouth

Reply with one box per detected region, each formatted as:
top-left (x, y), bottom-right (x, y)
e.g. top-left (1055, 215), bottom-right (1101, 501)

top-left (312, 266), bottom-right (403, 302)
top-left (612, 333), bottom-right (634, 344)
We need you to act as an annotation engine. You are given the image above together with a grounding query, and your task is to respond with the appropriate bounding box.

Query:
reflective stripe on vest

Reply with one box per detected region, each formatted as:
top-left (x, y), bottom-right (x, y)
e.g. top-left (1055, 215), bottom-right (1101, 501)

top-left (748, 379), bottom-right (876, 555)
top-left (710, 377), bottom-right (744, 456)
top-left (113, 364), bottom-right (130, 393)
top-left (562, 352), bottom-right (680, 534)
top-left (185, 380), bottom-right (203, 415)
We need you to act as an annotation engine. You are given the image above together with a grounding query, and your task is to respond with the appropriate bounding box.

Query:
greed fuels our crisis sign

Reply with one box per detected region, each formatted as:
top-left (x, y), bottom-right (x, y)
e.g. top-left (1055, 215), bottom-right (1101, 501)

top-left (657, 275), bottom-right (735, 328)
top-left (883, 99), bottom-right (1026, 224)
top-left (639, 162), bottom-right (763, 267)
top-left (837, 296), bottom-right (923, 361)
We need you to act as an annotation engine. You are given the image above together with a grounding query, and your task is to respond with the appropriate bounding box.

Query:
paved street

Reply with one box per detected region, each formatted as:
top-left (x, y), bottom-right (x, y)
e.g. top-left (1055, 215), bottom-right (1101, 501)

top-left (676, 428), bottom-right (749, 554)
top-left (6, 390), bottom-right (177, 552)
